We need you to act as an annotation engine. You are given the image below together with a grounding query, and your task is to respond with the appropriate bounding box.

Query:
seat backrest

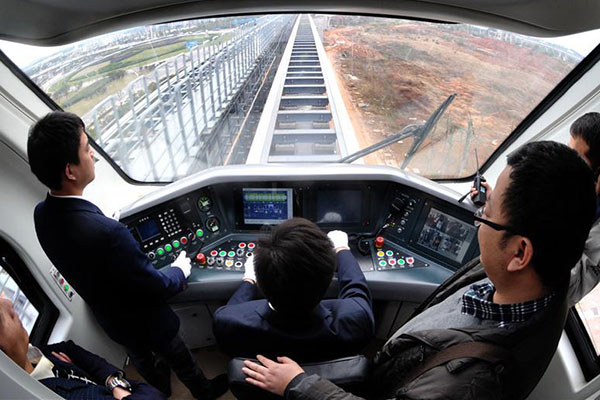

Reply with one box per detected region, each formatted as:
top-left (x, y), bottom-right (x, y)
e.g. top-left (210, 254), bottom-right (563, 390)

top-left (228, 355), bottom-right (370, 399)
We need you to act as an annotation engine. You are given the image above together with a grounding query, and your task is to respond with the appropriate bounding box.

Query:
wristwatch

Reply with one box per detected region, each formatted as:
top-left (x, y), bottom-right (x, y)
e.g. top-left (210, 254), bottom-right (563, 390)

top-left (106, 372), bottom-right (132, 392)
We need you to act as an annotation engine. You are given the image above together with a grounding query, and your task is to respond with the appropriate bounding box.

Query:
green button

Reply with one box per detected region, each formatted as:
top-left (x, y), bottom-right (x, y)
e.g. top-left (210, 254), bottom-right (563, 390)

top-left (228, 251), bottom-right (235, 257)
top-left (196, 229), bottom-right (204, 238)
top-left (64, 284), bottom-right (70, 291)
top-left (398, 259), bottom-right (406, 265)
top-left (157, 248), bottom-right (165, 256)
top-left (219, 250), bottom-right (227, 257)
top-left (386, 250), bottom-right (394, 257)
top-left (165, 244), bottom-right (173, 252)
top-left (379, 260), bottom-right (387, 267)
top-left (173, 240), bottom-right (180, 248)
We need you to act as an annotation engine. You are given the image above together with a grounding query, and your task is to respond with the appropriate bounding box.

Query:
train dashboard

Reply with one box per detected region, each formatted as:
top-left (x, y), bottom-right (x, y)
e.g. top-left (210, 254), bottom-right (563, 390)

top-left (120, 164), bottom-right (479, 303)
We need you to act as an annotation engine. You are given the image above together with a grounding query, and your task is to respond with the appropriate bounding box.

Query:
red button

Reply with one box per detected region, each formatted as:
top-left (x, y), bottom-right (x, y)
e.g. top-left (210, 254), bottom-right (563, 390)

top-left (210, 250), bottom-right (218, 256)
top-left (407, 257), bottom-right (415, 264)
top-left (196, 253), bottom-right (206, 264)
top-left (181, 236), bottom-right (188, 245)
top-left (248, 243), bottom-right (255, 249)
top-left (239, 242), bottom-right (246, 248)
top-left (375, 236), bottom-right (384, 248)
top-left (59, 278), bottom-right (64, 284)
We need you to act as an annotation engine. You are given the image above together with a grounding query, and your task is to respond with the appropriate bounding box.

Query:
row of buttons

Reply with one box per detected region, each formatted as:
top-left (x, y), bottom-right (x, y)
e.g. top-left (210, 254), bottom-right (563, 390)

top-left (147, 229), bottom-right (205, 259)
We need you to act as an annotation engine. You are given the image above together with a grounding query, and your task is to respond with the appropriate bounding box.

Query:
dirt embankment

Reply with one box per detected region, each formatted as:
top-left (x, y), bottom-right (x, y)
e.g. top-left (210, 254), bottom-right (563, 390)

top-left (323, 21), bottom-right (576, 177)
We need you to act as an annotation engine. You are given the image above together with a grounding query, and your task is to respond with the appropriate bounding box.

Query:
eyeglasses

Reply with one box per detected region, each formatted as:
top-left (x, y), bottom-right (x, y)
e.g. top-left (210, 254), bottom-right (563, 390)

top-left (473, 206), bottom-right (517, 234)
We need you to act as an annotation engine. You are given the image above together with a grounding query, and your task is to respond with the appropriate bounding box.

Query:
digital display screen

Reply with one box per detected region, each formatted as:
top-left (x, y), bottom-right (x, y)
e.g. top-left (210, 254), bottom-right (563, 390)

top-left (243, 188), bottom-right (293, 225)
top-left (417, 208), bottom-right (477, 263)
top-left (317, 190), bottom-right (361, 224)
top-left (136, 219), bottom-right (161, 241)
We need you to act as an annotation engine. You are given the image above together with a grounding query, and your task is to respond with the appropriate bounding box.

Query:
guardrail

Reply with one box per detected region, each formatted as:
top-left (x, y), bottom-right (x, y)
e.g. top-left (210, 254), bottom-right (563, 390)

top-left (86, 15), bottom-right (295, 181)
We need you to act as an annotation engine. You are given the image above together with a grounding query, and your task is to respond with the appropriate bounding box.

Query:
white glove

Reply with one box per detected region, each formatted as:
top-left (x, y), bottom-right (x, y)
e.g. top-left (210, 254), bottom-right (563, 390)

top-left (243, 254), bottom-right (256, 284)
top-left (328, 230), bottom-right (349, 252)
top-left (172, 251), bottom-right (191, 279)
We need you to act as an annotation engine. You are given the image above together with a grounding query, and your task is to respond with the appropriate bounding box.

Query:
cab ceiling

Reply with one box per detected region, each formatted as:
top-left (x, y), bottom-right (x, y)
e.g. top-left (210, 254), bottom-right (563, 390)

top-left (1, 0), bottom-right (599, 45)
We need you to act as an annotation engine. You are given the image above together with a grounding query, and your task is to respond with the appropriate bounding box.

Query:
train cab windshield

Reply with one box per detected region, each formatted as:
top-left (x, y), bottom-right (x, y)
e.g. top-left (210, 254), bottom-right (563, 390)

top-left (2, 14), bottom-right (599, 182)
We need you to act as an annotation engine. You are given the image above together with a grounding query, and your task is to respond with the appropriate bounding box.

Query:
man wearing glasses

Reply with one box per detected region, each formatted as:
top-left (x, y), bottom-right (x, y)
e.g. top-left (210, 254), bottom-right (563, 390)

top-left (240, 141), bottom-right (596, 400)
top-left (473, 112), bottom-right (600, 307)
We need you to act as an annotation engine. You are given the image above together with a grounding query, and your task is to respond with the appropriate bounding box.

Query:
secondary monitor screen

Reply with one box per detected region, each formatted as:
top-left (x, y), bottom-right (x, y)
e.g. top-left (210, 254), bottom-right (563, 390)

top-left (243, 188), bottom-right (293, 225)
top-left (137, 219), bottom-right (161, 242)
top-left (317, 190), bottom-right (362, 224)
top-left (417, 208), bottom-right (477, 263)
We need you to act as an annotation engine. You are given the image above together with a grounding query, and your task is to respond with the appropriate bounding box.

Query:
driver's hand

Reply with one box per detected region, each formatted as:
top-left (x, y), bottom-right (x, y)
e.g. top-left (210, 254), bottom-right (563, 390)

top-left (243, 254), bottom-right (256, 284)
top-left (327, 230), bottom-right (350, 253)
top-left (173, 251), bottom-right (192, 279)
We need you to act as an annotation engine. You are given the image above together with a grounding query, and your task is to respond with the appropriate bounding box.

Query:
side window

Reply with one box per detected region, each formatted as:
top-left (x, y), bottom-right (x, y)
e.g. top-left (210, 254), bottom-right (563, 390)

top-left (0, 239), bottom-right (58, 344)
top-left (0, 266), bottom-right (39, 333)
top-left (568, 285), bottom-right (600, 380)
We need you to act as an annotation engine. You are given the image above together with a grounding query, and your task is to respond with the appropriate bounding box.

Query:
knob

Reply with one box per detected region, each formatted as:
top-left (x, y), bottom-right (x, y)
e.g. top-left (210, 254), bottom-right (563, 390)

top-left (375, 236), bottom-right (384, 248)
top-left (196, 253), bottom-right (206, 264)
top-left (147, 251), bottom-right (156, 260)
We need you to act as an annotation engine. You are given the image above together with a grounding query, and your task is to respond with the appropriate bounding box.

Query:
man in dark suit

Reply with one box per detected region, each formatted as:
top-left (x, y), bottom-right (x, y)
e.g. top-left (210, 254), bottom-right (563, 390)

top-left (213, 218), bottom-right (375, 361)
top-left (28, 111), bottom-right (227, 399)
top-left (0, 297), bottom-right (162, 399)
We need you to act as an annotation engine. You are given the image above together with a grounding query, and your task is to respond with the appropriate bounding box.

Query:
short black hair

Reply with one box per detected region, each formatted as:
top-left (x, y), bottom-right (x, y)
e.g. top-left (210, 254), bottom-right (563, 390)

top-left (570, 112), bottom-right (600, 173)
top-left (27, 111), bottom-right (85, 190)
top-left (254, 218), bottom-right (336, 314)
top-left (503, 141), bottom-right (596, 289)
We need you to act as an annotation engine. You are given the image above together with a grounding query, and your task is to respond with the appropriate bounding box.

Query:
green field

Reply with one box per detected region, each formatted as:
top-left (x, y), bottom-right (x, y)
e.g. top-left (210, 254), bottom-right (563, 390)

top-left (53, 32), bottom-right (233, 114)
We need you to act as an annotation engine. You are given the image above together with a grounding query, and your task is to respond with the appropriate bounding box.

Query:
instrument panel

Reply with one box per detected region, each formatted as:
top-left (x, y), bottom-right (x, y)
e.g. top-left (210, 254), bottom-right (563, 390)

top-left (119, 165), bottom-right (480, 302)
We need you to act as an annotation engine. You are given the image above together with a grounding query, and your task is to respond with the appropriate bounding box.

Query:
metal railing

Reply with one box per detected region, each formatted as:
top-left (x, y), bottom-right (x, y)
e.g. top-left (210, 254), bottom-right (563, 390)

top-left (86, 15), bottom-right (296, 181)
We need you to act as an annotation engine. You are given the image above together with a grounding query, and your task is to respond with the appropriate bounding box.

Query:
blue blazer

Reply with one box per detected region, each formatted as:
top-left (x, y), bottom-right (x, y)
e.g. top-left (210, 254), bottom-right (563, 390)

top-left (38, 340), bottom-right (164, 399)
top-left (213, 250), bottom-right (375, 361)
top-left (34, 195), bottom-right (186, 348)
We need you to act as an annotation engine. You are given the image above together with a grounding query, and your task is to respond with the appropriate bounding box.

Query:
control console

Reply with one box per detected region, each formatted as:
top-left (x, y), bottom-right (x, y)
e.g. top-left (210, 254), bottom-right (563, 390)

top-left (123, 190), bottom-right (224, 269)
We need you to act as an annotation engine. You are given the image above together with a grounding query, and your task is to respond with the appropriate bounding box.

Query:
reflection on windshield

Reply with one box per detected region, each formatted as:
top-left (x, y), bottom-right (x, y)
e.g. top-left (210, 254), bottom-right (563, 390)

top-left (0, 14), bottom-right (595, 181)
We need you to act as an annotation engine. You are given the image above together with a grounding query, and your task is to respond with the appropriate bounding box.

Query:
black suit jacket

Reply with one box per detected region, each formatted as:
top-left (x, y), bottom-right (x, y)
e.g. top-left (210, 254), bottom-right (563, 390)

top-left (213, 250), bottom-right (375, 361)
top-left (34, 195), bottom-right (185, 348)
top-left (37, 340), bottom-right (163, 399)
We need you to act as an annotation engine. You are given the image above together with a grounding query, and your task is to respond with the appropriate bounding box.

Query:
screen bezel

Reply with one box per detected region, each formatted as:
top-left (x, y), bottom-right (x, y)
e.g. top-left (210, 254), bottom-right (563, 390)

top-left (409, 201), bottom-right (479, 270)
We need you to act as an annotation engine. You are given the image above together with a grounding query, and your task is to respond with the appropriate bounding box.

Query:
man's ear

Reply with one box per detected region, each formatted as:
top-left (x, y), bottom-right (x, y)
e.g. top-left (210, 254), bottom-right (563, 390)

top-left (64, 163), bottom-right (76, 181)
top-left (506, 236), bottom-right (533, 273)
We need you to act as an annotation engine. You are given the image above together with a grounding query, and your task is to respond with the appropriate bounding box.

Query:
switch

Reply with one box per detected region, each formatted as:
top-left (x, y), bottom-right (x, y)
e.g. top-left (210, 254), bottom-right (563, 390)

top-left (196, 253), bottom-right (206, 264)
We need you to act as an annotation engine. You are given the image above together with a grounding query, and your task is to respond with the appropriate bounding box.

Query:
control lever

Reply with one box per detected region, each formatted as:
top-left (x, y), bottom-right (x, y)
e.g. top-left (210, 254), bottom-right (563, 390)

top-left (357, 197), bottom-right (406, 256)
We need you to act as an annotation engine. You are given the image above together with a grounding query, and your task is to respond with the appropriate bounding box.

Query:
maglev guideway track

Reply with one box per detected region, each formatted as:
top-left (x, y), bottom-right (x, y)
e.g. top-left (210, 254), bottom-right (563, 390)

top-left (247, 15), bottom-right (359, 163)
